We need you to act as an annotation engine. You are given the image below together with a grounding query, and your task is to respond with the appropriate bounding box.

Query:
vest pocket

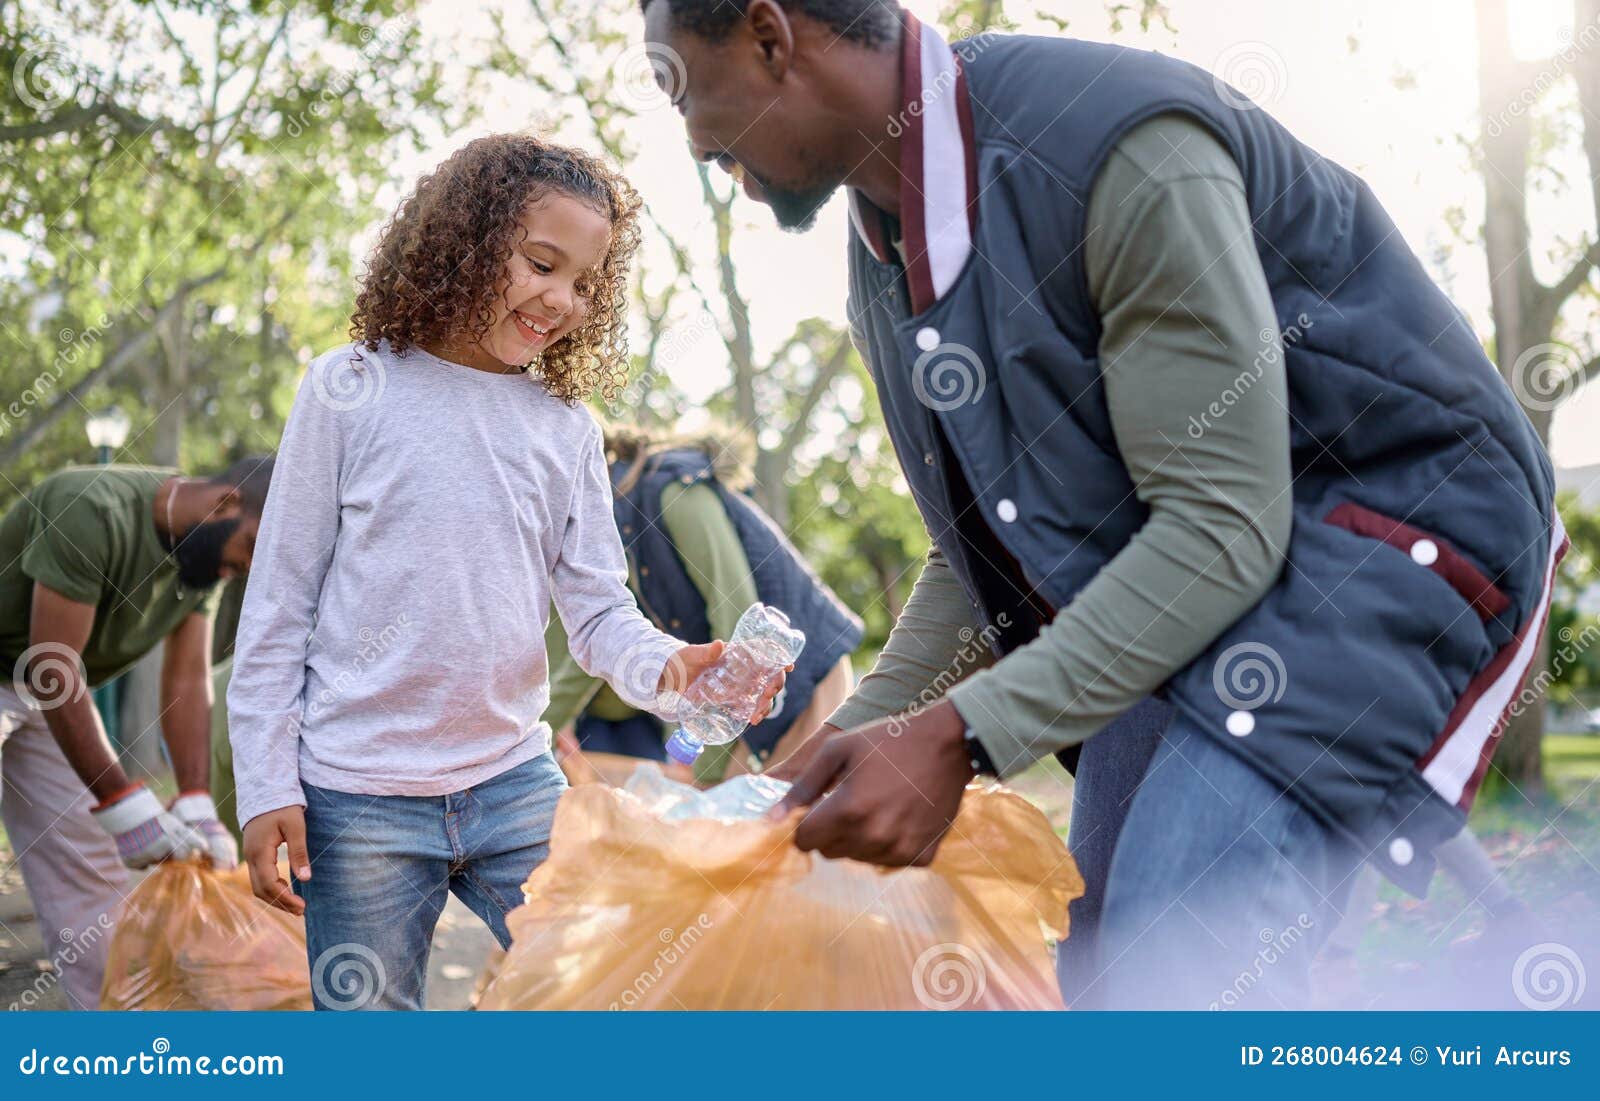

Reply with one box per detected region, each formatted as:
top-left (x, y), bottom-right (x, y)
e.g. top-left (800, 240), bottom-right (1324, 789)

top-left (1321, 502), bottom-right (1510, 623)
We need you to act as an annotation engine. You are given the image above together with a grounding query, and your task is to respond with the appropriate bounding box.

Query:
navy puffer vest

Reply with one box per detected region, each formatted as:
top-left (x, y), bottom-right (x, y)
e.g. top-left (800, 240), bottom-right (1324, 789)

top-left (846, 34), bottom-right (1557, 894)
top-left (611, 449), bottom-right (864, 758)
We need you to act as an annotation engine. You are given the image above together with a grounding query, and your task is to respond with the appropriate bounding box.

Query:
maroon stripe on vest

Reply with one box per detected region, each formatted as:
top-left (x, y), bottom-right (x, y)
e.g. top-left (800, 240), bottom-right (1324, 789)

top-left (1323, 502), bottom-right (1511, 622)
top-left (898, 15), bottom-right (937, 315)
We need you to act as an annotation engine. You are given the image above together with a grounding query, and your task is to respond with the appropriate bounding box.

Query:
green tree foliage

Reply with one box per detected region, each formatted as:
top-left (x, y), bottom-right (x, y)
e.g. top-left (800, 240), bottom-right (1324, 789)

top-left (0, 0), bottom-right (448, 493)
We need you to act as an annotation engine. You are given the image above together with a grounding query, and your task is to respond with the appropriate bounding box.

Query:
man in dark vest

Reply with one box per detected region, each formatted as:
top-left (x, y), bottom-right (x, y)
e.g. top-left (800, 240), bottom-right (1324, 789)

top-left (544, 425), bottom-right (863, 783)
top-left (639, 0), bottom-right (1562, 1007)
top-left (0, 457), bottom-right (273, 1007)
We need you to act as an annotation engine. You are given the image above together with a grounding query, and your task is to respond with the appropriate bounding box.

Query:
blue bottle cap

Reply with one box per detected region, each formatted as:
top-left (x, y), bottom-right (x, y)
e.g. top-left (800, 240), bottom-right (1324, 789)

top-left (665, 728), bottom-right (703, 765)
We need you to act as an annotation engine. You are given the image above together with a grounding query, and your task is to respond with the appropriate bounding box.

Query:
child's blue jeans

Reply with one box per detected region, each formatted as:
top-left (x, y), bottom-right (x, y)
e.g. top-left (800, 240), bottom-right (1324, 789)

top-left (294, 751), bottom-right (566, 1010)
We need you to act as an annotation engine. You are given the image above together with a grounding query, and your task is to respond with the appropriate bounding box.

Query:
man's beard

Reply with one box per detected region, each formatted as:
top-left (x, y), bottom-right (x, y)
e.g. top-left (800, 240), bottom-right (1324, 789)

top-left (172, 517), bottom-right (237, 589)
top-left (763, 180), bottom-right (839, 233)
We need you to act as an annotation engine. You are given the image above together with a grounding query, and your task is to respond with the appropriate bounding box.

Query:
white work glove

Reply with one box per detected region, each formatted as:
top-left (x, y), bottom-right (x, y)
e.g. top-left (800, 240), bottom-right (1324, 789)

top-left (91, 785), bottom-right (207, 870)
top-left (170, 791), bottom-right (240, 870)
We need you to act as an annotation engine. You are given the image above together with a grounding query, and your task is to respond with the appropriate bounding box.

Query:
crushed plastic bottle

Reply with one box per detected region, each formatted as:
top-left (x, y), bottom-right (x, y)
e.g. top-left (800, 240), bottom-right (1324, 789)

top-left (622, 765), bottom-right (790, 822)
top-left (664, 603), bottom-right (806, 765)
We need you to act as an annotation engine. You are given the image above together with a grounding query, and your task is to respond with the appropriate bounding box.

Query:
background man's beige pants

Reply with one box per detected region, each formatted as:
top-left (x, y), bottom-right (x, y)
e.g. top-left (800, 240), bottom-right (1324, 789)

top-left (0, 685), bottom-right (129, 1009)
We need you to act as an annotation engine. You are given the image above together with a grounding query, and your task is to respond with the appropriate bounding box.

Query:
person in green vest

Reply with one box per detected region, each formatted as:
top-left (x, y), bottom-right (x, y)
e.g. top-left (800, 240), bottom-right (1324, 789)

top-left (545, 424), bottom-right (860, 785)
top-left (0, 458), bottom-right (272, 1008)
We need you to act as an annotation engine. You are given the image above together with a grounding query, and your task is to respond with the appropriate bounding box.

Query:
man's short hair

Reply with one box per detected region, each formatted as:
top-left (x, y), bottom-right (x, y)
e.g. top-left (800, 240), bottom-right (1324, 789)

top-left (209, 455), bottom-right (275, 515)
top-left (640, 0), bottom-right (900, 49)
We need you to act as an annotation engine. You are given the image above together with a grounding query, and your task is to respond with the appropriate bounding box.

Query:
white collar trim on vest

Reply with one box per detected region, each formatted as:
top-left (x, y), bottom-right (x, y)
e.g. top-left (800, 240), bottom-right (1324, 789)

top-left (848, 12), bottom-right (976, 314)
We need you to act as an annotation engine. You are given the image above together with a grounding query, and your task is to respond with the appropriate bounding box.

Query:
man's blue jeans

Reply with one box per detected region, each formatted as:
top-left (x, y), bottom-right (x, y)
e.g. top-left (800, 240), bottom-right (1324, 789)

top-left (295, 752), bottom-right (566, 1010)
top-left (1058, 704), bottom-right (1364, 1009)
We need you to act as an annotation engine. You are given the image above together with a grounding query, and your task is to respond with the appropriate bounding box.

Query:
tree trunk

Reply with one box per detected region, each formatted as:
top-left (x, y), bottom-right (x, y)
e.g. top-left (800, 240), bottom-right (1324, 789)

top-left (1473, 0), bottom-right (1555, 791)
top-left (1494, 634), bottom-right (1550, 803)
top-left (151, 299), bottom-right (189, 467)
top-left (149, 396), bottom-right (185, 468)
top-left (120, 313), bottom-right (189, 779)
top-left (754, 449), bottom-right (790, 529)
top-left (1582, 1), bottom-right (1600, 240)
top-left (875, 559), bottom-right (907, 621)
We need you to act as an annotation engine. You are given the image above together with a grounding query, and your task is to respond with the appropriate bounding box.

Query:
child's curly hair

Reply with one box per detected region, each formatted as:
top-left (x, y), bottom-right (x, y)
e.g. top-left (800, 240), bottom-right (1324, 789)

top-left (350, 134), bottom-right (641, 403)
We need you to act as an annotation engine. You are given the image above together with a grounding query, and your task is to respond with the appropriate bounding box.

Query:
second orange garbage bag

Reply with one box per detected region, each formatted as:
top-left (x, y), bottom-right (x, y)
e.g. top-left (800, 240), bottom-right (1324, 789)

top-left (100, 861), bottom-right (311, 1011)
top-left (477, 770), bottom-right (1081, 1010)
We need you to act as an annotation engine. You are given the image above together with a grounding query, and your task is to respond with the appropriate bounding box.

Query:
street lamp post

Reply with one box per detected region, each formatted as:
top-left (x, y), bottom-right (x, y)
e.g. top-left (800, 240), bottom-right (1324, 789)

top-left (85, 407), bottom-right (131, 749)
top-left (85, 406), bottom-right (130, 464)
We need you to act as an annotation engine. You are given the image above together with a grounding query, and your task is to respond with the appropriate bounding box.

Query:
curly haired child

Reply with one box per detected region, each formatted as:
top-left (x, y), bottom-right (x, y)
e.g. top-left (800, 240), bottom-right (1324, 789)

top-left (227, 134), bottom-right (781, 1010)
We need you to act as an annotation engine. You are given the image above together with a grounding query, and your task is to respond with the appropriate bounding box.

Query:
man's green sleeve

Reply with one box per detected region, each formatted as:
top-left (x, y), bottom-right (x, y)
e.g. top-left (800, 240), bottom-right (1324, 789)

top-left (20, 490), bottom-right (113, 605)
top-left (825, 546), bottom-right (992, 732)
top-left (948, 113), bottom-right (1293, 775)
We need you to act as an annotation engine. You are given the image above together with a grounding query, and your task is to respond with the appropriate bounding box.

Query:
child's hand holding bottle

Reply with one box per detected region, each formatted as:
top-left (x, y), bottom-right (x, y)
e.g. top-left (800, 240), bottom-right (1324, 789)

top-left (660, 640), bottom-right (791, 728)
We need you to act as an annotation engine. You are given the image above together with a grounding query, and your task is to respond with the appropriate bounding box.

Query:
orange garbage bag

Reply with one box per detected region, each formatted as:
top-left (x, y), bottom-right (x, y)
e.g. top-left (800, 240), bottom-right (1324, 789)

top-left (558, 748), bottom-right (651, 788)
top-left (100, 861), bottom-right (311, 1011)
top-left (477, 770), bottom-right (1080, 1010)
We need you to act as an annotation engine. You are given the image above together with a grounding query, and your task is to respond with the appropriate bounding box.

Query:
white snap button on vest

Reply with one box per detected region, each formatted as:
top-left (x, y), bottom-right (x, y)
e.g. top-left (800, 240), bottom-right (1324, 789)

top-left (996, 498), bottom-right (1018, 523)
top-left (1226, 710), bottom-right (1255, 736)
top-left (1388, 837), bottom-right (1414, 866)
top-left (916, 326), bottom-right (940, 351)
top-left (1410, 539), bottom-right (1438, 566)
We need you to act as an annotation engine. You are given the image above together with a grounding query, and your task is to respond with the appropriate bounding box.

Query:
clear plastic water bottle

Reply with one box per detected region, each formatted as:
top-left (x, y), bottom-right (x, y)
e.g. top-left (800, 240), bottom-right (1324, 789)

top-left (664, 603), bottom-right (807, 765)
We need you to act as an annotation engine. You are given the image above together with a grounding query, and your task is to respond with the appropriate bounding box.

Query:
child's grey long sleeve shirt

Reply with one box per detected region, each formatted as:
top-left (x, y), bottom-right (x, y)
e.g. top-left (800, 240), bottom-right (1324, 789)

top-left (228, 343), bottom-right (680, 825)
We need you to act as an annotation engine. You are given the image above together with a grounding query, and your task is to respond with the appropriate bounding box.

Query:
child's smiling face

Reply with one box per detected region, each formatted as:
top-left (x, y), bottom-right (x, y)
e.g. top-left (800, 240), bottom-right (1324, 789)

top-left (473, 192), bottom-right (612, 370)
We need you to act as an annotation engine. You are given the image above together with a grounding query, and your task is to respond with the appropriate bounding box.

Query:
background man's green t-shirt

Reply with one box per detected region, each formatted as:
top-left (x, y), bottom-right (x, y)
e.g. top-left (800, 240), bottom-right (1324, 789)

top-left (0, 465), bottom-right (218, 687)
